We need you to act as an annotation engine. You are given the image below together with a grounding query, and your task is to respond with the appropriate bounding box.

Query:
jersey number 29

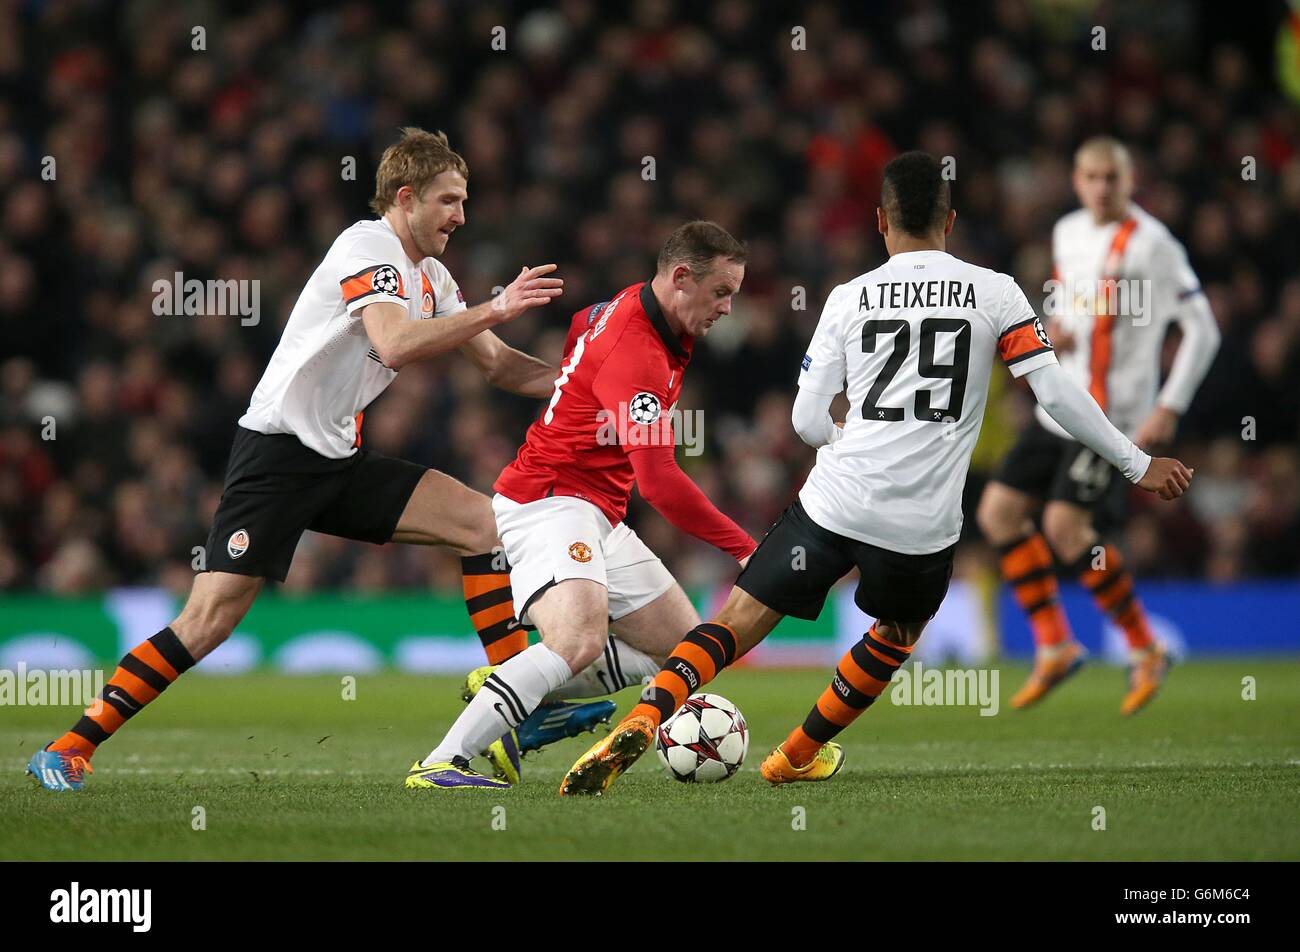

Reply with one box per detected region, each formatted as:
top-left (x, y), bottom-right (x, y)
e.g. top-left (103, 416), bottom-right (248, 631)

top-left (861, 317), bottom-right (970, 423)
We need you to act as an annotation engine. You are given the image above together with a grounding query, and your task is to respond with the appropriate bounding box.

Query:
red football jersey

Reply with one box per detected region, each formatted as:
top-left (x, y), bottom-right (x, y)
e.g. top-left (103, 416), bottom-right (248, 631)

top-left (495, 281), bottom-right (694, 526)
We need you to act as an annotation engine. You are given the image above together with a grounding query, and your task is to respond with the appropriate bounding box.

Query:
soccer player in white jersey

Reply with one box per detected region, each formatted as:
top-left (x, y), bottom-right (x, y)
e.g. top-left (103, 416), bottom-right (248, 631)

top-left (560, 151), bottom-right (1192, 795)
top-left (27, 128), bottom-right (580, 792)
top-left (977, 137), bottom-right (1220, 715)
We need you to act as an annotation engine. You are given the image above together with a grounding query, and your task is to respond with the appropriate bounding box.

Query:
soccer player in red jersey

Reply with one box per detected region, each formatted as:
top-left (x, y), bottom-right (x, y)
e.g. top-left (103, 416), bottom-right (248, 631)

top-left (407, 221), bottom-right (759, 789)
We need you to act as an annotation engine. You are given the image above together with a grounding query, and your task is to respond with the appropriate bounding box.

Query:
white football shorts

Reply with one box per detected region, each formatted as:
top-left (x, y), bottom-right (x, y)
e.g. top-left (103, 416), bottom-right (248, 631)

top-left (491, 493), bottom-right (675, 626)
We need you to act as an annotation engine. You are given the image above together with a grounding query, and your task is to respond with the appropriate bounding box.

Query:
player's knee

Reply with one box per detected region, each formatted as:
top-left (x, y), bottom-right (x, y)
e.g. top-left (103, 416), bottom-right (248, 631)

top-left (1041, 511), bottom-right (1091, 564)
top-left (553, 627), bottom-right (606, 672)
top-left (875, 619), bottom-right (925, 648)
top-left (975, 490), bottom-right (1019, 543)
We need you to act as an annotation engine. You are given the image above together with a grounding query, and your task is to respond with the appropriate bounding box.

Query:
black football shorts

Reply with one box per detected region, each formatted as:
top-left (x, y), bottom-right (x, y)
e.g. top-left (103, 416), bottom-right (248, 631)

top-left (204, 426), bottom-right (426, 582)
top-left (736, 498), bottom-right (955, 624)
top-left (992, 419), bottom-right (1128, 527)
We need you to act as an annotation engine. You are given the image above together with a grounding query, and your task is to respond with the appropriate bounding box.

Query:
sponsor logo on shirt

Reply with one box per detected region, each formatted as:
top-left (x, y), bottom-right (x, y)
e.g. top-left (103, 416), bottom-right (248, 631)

top-left (227, 529), bottom-right (250, 560)
top-left (801, 353), bottom-right (812, 371)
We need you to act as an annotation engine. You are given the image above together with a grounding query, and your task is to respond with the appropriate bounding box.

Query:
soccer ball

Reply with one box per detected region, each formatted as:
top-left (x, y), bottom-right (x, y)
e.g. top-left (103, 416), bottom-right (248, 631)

top-left (656, 693), bottom-right (748, 782)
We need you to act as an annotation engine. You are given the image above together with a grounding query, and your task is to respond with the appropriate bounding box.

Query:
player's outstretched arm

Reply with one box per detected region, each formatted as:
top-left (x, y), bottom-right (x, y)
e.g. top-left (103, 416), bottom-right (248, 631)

top-left (361, 264), bottom-right (562, 370)
top-left (628, 445), bottom-right (757, 563)
top-left (1025, 362), bottom-right (1193, 499)
top-left (459, 331), bottom-right (557, 398)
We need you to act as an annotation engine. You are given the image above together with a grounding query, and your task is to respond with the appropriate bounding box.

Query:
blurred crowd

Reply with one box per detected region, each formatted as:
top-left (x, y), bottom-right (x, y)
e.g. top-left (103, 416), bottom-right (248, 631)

top-left (1, 0), bottom-right (1298, 598)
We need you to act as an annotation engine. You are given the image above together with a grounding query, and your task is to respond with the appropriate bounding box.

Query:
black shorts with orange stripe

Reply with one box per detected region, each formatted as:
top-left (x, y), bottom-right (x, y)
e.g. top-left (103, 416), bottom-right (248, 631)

top-left (994, 420), bottom-right (1128, 528)
top-left (204, 426), bottom-right (425, 582)
top-left (736, 499), bottom-right (955, 624)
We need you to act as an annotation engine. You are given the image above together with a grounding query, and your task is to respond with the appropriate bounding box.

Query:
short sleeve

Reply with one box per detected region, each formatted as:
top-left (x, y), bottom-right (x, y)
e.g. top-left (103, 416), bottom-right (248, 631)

top-left (430, 260), bottom-right (467, 318)
top-left (339, 232), bottom-right (409, 315)
top-left (590, 344), bottom-right (673, 454)
top-left (799, 285), bottom-right (849, 394)
top-left (996, 277), bottom-right (1057, 378)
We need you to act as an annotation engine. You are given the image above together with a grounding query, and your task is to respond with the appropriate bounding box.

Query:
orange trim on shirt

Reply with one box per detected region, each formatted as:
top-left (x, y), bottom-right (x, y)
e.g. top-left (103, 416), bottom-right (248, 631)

top-left (340, 266), bottom-right (405, 306)
top-left (353, 412), bottom-right (364, 449)
top-left (999, 319), bottom-right (1052, 366)
top-left (1088, 218), bottom-right (1138, 412)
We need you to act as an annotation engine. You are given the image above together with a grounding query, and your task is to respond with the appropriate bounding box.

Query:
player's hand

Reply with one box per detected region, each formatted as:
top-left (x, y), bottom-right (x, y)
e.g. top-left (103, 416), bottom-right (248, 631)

top-left (1136, 457), bottom-right (1193, 500)
top-left (1134, 405), bottom-right (1180, 450)
top-left (1046, 317), bottom-right (1075, 354)
top-left (493, 265), bottom-right (563, 323)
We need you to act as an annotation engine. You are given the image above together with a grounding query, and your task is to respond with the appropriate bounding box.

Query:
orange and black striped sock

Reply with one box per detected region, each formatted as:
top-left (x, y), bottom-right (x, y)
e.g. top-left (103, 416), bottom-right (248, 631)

top-left (49, 627), bottom-right (196, 756)
top-left (997, 533), bottom-right (1072, 648)
top-left (630, 622), bottom-right (739, 726)
top-left (1073, 543), bottom-right (1154, 651)
top-left (462, 553), bottom-right (527, 665)
top-left (782, 624), bottom-right (913, 768)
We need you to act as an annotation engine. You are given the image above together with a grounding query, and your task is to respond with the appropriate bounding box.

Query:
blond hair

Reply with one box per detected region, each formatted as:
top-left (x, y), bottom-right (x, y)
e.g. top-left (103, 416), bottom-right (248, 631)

top-left (370, 128), bottom-right (469, 215)
top-left (1074, 136), bottom-right (1131, 169)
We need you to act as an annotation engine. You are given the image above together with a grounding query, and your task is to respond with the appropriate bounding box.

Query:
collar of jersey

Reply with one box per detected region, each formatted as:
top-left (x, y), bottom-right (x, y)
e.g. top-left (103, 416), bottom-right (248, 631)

top-left (639, 281), bottom-right (692, 360)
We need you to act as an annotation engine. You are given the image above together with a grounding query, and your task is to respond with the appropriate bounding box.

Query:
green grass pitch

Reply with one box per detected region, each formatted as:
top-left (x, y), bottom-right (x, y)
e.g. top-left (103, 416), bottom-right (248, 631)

top-left (3, 661), bottom-right (1297, 860)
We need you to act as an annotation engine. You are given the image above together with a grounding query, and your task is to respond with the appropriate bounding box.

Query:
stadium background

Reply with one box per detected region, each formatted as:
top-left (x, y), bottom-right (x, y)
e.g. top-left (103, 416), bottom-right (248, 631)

top-left (2, 0), bottom-right (1298, 674)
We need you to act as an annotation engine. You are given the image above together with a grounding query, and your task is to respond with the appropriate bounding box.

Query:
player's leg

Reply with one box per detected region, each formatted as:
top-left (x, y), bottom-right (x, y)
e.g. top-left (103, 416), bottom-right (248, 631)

top-left (406, 496), bottom-right (614, 789)
top-left (977, 471), bottom-right (1076, 650)
top-left (558, 584), bottom-right (782, 796)
top-left (29, 427), bottom-right (321, 792)
top-left (561, 499), bottom-right (848, 796)
top-left (1042, 497), bottom-right (1168, 714)
top-left (760, 538), bottom-right (955, 784)
top-left (379, 466), bottom-right (528, 664)
top-left (545, 526), bottom-right (701, 701)
top-left (32, 571), bottom-right (262, 793)
top-left (978, 426), bottom-right (1086, 707)
top-left (762, 616), bottom-right (927, 783)
top-left (407, 577), bottom-right (608, 789)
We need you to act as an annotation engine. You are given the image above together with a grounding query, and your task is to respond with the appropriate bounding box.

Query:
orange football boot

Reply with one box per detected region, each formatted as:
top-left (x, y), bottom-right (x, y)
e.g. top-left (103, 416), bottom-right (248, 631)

top-left (559, 714), bottom-right (655, 797)
top-left (1009, 640), bottom-right (1088, 709)
top-left (1120, 643), bottom-right (1171, 716)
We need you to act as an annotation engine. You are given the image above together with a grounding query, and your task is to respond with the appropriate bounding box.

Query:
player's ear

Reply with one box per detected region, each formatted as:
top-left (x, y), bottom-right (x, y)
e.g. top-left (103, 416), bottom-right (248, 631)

top-left (672, 263), bottom-right (693, 288)
top-left (876, 206), bottom-right (888, 236)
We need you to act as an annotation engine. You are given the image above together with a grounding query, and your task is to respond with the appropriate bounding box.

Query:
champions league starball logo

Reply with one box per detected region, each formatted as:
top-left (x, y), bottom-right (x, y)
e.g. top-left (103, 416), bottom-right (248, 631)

top-left (1032, 316), bottom-right (1052, 348)
top-left (629, 392), bottom-right (662, 424)
top-left (371, 265), bottom-right (401, 296)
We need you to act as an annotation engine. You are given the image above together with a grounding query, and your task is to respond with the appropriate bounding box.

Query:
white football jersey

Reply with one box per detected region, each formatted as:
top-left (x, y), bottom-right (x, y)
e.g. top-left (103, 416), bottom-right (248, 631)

top-left (1039, 203), bottom-right (1204, 439)
top-left (798, 250), bottom-right (1057, 555)
top-left (239, 219), bottom-right (466, 458)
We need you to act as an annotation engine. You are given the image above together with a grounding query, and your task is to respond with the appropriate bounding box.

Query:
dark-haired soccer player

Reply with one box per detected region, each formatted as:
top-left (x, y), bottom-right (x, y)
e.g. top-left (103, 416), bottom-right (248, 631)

top-left (26, 128), bottom-right (609, 793)
top-left (406, 221), bottom-right (759, 790)
top-left (561, 152), bottom-right (1194, 795)
top-left (977, 137), bottom-right (1219, 714)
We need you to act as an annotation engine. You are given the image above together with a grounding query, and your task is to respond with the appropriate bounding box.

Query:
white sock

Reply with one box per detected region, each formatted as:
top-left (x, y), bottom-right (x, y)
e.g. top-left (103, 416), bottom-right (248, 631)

top-left (545, 637), bottom-right (662, 701)
top-left (424, 643), bottom-right (573, 765)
